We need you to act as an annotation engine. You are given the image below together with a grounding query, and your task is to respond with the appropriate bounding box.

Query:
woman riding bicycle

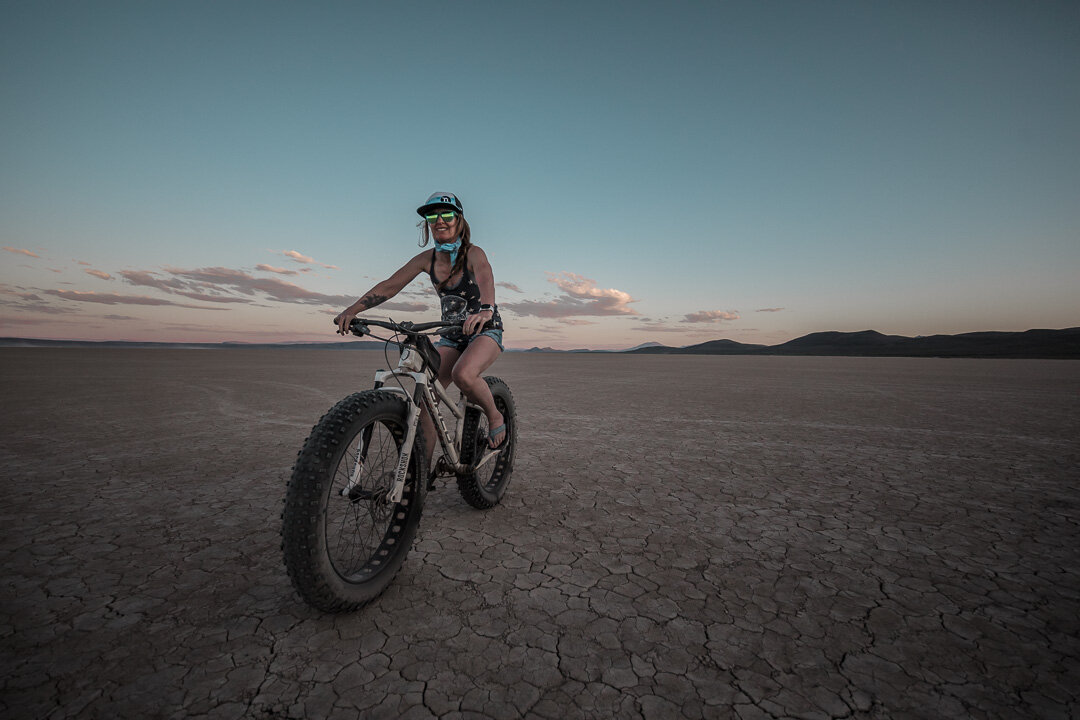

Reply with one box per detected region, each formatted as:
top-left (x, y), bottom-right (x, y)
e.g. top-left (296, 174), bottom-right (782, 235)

top-left (334, 192), bottom-right (507, 457)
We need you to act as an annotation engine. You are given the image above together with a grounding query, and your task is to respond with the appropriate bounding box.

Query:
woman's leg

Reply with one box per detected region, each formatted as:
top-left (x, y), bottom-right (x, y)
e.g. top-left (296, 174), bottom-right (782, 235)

top-left (421, 345), bottom-right (461, 468)
top-left (450, 336), bottom-right (506, 448)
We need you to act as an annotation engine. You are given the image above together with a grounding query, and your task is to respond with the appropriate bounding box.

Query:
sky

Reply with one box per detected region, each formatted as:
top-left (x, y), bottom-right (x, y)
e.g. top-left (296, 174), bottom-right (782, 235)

top-left (2, 0), bottom-right (1078, 350)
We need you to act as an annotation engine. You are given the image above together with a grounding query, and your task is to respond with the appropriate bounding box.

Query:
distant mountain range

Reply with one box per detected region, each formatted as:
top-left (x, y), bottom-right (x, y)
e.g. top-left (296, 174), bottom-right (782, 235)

top-left (3, 327), bottom-right (1078, 358)
top-left (622, 327), bottom-right (1080, 359)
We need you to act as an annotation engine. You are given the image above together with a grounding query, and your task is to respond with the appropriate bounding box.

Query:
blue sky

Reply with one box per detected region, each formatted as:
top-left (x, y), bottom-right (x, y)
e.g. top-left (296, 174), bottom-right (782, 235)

top-left (2, 0), bottom-right (1078, 349)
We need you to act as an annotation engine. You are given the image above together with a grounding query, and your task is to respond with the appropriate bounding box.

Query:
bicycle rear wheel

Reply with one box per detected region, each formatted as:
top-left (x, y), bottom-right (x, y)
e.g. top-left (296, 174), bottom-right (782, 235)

top-left (457, 376), bottom-right (516, 509)
top-left (282, 390), bottom-right (427, 612)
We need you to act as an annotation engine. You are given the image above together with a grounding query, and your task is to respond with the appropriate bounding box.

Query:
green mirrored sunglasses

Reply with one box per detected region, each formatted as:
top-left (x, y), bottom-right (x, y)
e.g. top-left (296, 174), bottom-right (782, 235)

top-left (424, 211), bottom-right (458, 224)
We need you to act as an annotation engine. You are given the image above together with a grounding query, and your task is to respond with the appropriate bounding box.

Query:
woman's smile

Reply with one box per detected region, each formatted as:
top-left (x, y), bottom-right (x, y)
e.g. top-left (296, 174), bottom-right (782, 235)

top-left (432, 223), bottom-right (457, 240)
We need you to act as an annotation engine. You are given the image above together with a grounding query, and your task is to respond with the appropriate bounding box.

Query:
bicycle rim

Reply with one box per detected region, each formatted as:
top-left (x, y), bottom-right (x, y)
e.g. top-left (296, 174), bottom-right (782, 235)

top-left (326, 419), bottom-right (414, 582)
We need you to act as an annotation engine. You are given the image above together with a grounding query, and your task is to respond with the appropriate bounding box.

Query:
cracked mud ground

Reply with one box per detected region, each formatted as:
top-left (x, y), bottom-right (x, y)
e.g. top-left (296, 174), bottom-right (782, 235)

top-left (2, 350), bottom-right (1078, 719)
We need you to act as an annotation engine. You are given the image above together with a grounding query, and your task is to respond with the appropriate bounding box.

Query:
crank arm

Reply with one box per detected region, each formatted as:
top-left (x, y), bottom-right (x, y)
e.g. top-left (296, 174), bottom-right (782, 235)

top-left (473, 447), bottom-right (500, 471)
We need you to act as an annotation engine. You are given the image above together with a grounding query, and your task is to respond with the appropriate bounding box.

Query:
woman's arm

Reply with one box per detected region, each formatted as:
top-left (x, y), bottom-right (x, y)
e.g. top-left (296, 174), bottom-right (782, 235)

top-left (463, 246), bottom-right (496, 336)
top-left (334, 251), bottom-right (428, 335)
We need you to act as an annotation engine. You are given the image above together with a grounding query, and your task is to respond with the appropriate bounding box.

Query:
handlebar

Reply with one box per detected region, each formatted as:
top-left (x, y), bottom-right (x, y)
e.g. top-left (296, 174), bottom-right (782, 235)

top-left (340, 317), bottom-right (462, 338)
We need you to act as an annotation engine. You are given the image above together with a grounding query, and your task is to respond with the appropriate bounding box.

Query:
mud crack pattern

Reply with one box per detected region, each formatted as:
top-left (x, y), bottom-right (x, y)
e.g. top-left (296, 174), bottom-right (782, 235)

top-left (1, 350), bottom-right (1078, 718)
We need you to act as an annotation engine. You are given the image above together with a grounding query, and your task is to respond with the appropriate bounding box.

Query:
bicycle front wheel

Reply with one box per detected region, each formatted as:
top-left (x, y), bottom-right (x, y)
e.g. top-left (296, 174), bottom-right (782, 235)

top-left (281, 390), bottom-right (427, 612)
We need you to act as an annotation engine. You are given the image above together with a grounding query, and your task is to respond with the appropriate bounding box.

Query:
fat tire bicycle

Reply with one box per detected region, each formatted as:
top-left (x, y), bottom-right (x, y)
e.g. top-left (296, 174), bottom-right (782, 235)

top-left (281, 317), bottom-right (517, 612)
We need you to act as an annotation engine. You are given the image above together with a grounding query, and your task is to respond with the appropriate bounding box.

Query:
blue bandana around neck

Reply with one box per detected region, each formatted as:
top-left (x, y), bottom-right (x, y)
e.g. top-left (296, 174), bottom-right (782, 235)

top-left (435, 238), bottom-right (462, 267)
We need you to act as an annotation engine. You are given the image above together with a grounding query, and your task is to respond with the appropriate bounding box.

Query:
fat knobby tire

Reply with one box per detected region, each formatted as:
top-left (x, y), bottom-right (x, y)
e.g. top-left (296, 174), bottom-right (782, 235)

top-left (457, 376), bottom-right (517, 509)
top-left (281, 390), bottom-right (427, 612)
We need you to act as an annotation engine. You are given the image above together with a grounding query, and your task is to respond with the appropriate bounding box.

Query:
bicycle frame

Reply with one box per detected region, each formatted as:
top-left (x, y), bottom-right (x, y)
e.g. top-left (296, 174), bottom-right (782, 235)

top-left (341, 331), bottom-right (499, 505)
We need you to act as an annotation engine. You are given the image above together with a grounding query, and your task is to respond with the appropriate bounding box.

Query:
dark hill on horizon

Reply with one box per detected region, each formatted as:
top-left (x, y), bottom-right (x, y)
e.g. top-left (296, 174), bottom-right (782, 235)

top-left (628, 327), bottom-right (1080, 359)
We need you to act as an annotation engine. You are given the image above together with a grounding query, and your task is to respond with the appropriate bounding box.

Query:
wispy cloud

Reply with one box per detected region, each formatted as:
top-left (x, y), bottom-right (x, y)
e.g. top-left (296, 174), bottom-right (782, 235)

top-left (282, 250), bottom-right (338, 270)
top-left (173, 291), bottom-right (251, 304)
top-left (683, 310), bottom-right (740, 323)
top-left (256, 264), bottom-right (299, 276)
top-left (497, 281), bottom-right (524, 293)
top-left (169, 266), bottom-right (353, 305)
top-left (1, 284), bottom-right (38, 299)
top-left (502, 272), bottom-right (638, 318)
top-left (120, 265), bottom-right (429, 312)
top-left (119, 270), bottom-right (188, 293)
top-left (3, 247), bottom-right (39, 258)
top-left (632, 322), bottom-right (711, 334)
top-left (0, 284), bottom-right (67, 314)
top-left (756, 307), bottom-right (785, 313)
top-left (15, 261), bottom-right (431, 320)
top-left (44, 290), bottom-right (226, 309)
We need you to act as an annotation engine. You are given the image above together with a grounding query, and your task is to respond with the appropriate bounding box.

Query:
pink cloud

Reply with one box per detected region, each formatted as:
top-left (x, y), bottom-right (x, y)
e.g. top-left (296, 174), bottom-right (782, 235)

top-left (683, 310), bottom-right (740, 323)
top-left (756, 307), bottom-right (785, 313)
top-left (2, 247), bottom-right (39, 258)
top-left (85, 270), bottom-right (112, 280)
top-left (283, 250), bottom-right (338, 270)
top-left (502, 272), bottom-right (638, 318)
top-left (497, 281), bottom-right (524, 293)
top-left (550, 273), bottom-right (636, 311)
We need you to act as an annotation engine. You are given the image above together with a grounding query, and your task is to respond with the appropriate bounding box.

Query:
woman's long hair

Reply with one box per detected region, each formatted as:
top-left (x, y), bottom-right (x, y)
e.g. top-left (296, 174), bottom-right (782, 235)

top-left (418, 215), bottom-right (472, 291)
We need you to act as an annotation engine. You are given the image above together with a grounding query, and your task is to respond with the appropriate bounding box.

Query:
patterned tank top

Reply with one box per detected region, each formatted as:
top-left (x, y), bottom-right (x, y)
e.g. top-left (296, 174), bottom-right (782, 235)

top-left (428, 249), bottom-right (504, 342)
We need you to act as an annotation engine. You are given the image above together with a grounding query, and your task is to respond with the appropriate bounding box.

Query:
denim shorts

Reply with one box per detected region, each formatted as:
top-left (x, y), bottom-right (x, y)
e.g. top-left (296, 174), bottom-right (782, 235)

top-left (435, 328), bottom-right (504, 353)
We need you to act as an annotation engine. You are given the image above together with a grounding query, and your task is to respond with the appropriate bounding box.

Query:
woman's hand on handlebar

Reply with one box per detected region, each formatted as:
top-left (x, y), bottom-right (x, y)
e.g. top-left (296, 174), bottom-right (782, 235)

top-left (334, 308), bottom-right (358, 336)
top-left (463, 309), bottom-right (493, 336)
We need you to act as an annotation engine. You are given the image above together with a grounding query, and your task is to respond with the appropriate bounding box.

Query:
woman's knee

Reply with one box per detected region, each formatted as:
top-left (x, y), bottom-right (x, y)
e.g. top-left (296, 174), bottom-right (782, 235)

top-left (451, 361), bottom-right (478, 389)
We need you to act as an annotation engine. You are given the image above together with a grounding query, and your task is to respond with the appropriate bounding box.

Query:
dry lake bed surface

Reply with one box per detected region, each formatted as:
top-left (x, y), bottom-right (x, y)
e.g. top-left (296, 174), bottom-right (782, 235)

top-left (1, 349), bottom-right (1078, 720)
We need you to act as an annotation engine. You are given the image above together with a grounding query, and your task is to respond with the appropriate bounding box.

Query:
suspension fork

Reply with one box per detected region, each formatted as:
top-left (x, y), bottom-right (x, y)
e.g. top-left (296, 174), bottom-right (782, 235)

top-left (385, 384), bottom-right (425, 504)
top-left (339, 376), bottom-right (424, 502)
top-left (340, 381), bottom-right (383, 498)
top-left (340, 426), bottom-right (373, 498)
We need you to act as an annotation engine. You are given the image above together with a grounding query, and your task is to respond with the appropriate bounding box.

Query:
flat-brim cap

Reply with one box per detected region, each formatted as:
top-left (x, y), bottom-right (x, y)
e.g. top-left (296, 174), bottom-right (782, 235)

top-left (417, 192), bottom-right (464, 217)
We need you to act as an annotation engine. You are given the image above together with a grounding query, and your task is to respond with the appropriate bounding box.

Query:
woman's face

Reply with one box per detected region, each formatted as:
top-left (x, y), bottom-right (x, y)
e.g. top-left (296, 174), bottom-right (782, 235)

top-left (429, 210), bottom-right (460, 242)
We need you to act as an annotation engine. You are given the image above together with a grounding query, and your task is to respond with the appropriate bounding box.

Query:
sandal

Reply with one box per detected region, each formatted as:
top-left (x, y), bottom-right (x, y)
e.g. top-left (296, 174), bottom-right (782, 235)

top-left (488, 423), bottom-right (508, 450)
